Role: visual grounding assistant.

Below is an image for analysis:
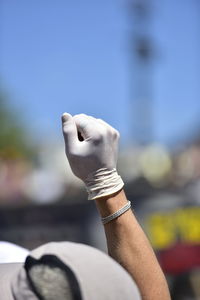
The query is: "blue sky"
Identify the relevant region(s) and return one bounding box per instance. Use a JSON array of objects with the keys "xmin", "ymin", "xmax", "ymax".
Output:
[{"xmin": 1, "ymin": 0, "xmax": 200, "ymax": 146}]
